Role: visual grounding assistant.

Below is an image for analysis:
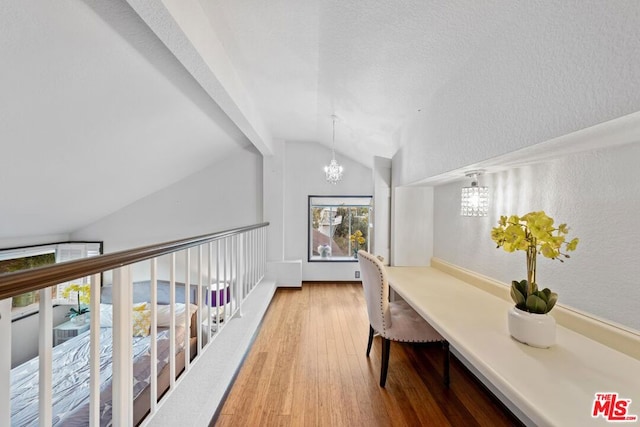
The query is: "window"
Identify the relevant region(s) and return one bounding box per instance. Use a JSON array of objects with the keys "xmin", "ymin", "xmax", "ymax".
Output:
[
  {"xmin": 55, "ymin": 243, "xmax": 102, "ymax": 304},
  {"xmin": 308, "ymin": 196, "xmax": 372, "ymax": 262},
  {"xmin": 0, "ymin": 242, "xmax": 102, "ymax": 309},
  {"xmin": 0, "ymin": 251, "xmax": 56, "ymax": 307}
]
